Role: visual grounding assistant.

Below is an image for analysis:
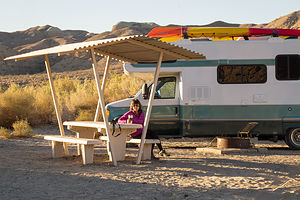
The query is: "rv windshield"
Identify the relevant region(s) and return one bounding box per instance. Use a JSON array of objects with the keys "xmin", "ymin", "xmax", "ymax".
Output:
[{"xmin": 148, "ymin": 77, "xmax": 176, "ymax": 99}]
